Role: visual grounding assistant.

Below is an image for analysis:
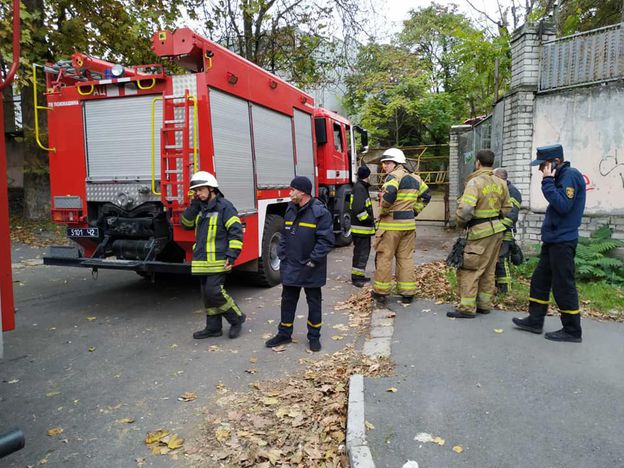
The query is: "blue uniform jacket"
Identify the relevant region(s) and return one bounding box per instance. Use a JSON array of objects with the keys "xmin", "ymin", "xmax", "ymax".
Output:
[
  {"xmin": 278, "ymin": 198, "xmax": 335, "ymax": 288},
  {"xmin": 541, "ymin": 162, "xmax": 586, "ymax": 243}
]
